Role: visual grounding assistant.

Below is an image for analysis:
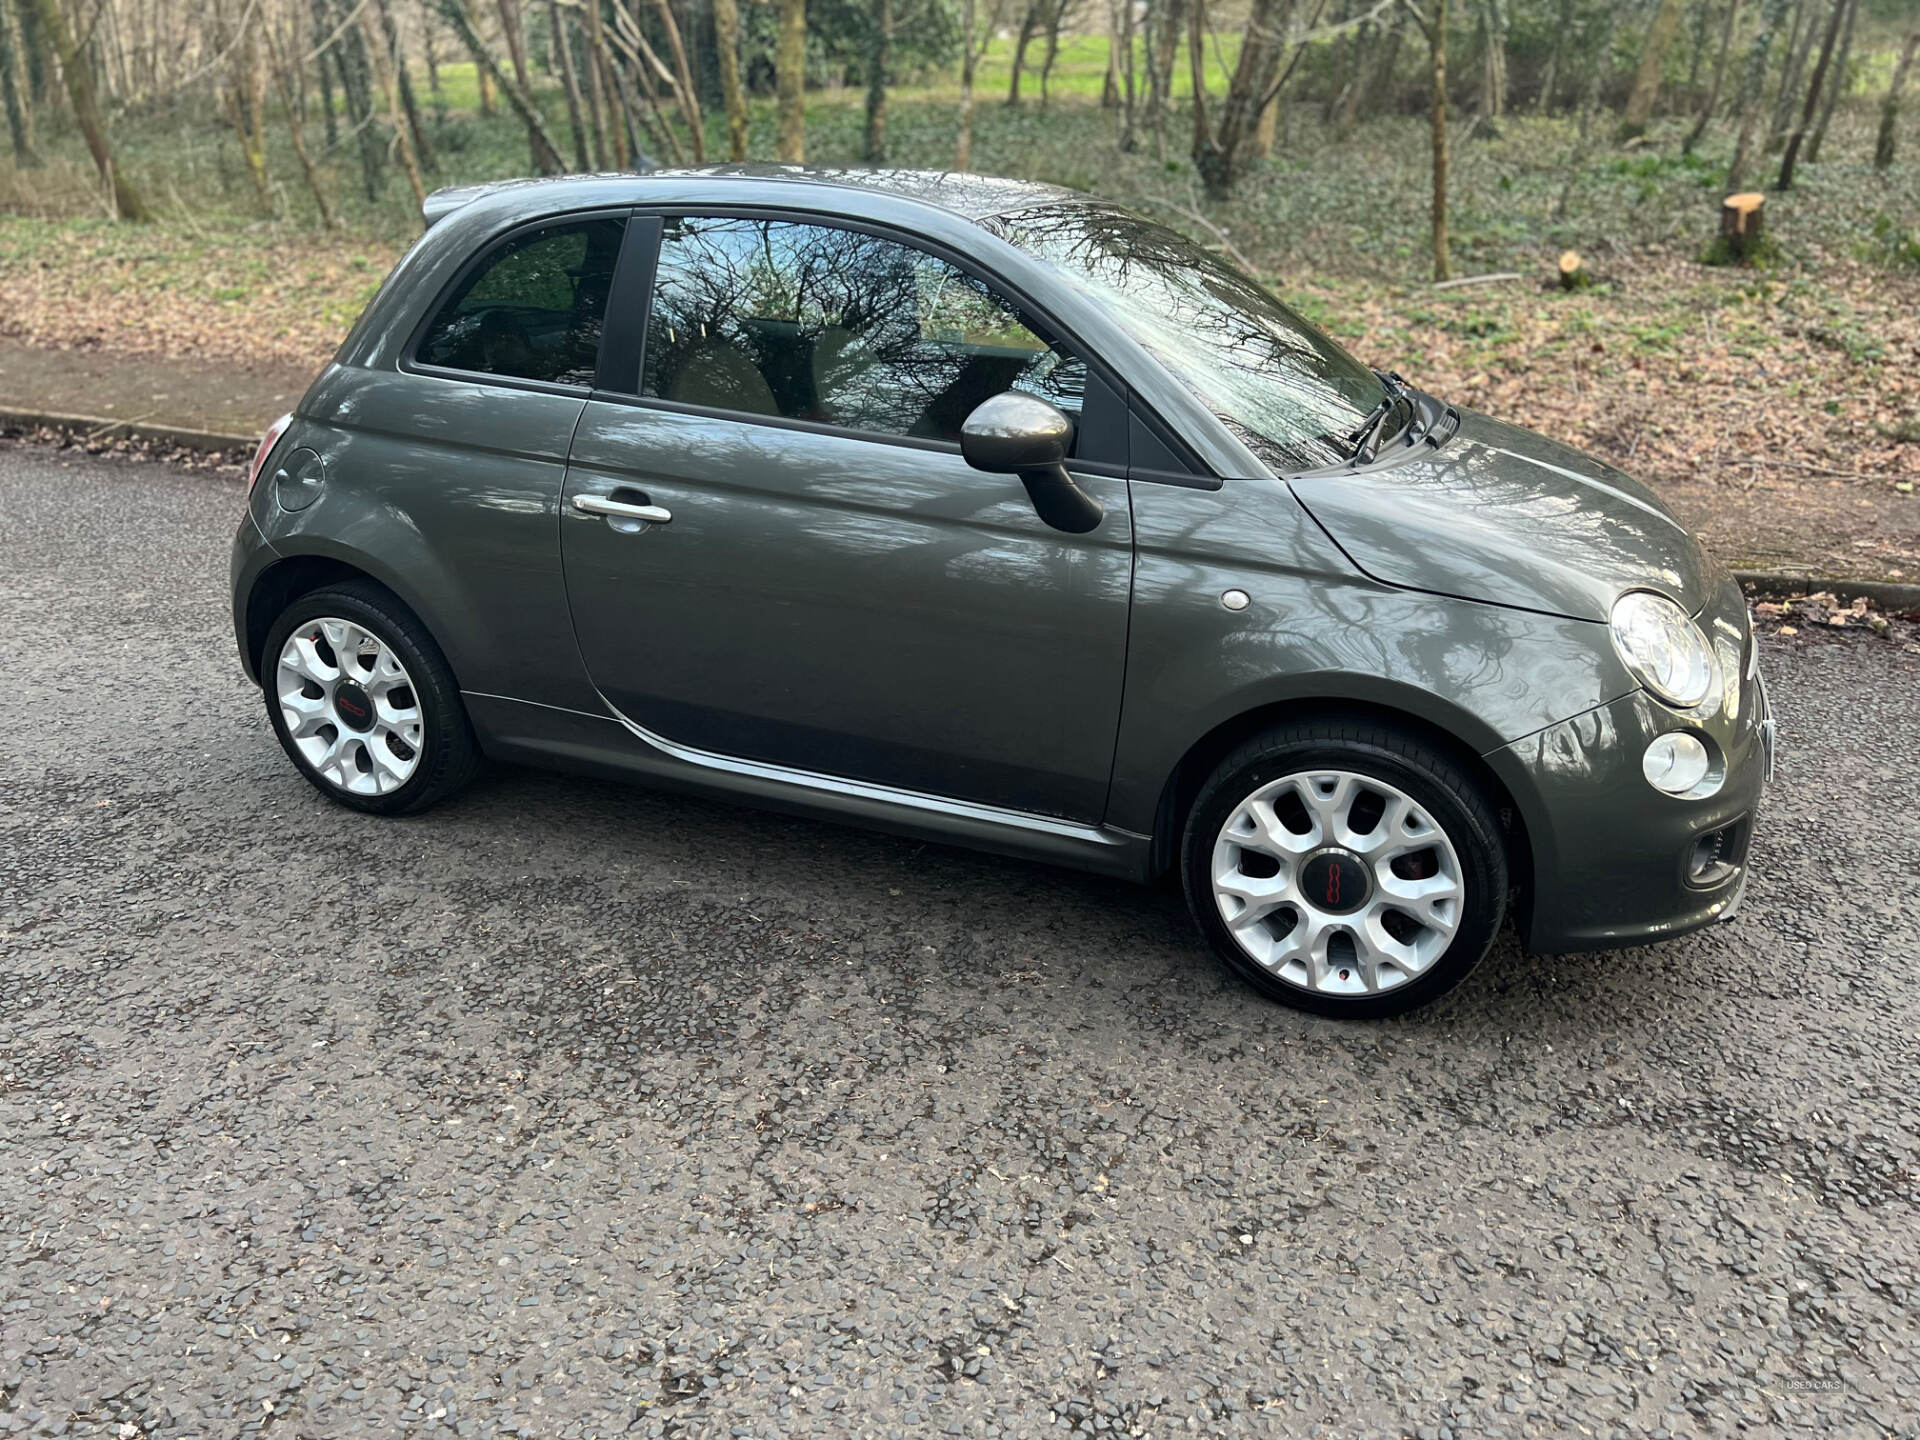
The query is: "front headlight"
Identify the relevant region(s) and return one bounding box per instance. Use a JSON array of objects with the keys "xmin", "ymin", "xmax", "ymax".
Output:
[{"xmin": 1610, "ymin": 590, "xmax": 1717, "ymax": 708}]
